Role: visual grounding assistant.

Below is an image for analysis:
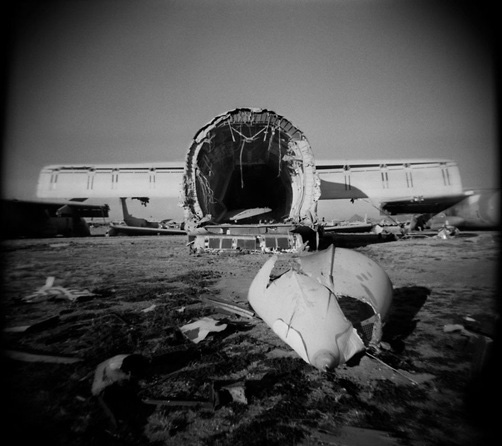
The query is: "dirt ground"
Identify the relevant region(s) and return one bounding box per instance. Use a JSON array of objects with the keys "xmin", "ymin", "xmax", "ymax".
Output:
[{"xmin": 0, "ymin": 232, "xmax": 500, "ymax": 446}]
